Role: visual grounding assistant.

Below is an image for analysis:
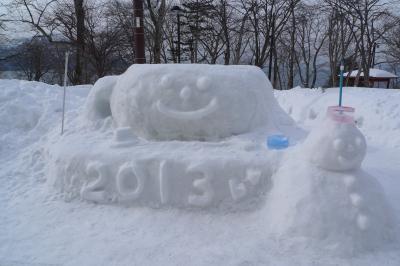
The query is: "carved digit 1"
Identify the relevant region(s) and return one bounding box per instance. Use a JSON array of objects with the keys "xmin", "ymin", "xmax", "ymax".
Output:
[
  {"xmin": 159, "ymin": 160, "xmax": 168, "ymax": 204},
  {"xmin": 81, "ymin": 161, "xmax": 108, "ymax": 203},
  {"xmin": 187, "ymin": 165, "xmax": 214, "ymax": 207},
  {"xmin": 116, "ymin": 162, "xmax": 145, "ymax": 203}
]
